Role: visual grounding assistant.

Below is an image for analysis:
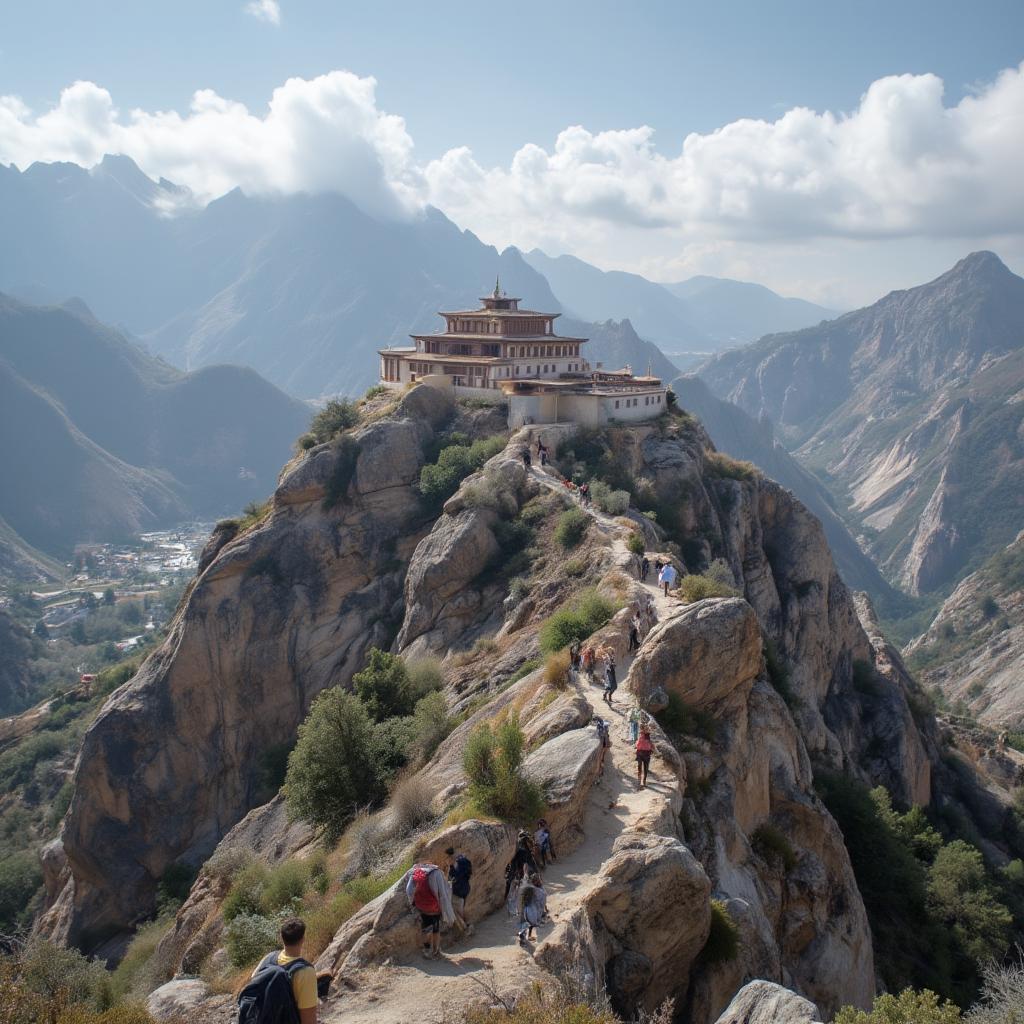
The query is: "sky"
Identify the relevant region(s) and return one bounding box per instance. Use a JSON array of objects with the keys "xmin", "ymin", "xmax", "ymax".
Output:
[{"xmin": 1, "ymin": 0, "xmax": 1023, "ymax": 307}]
